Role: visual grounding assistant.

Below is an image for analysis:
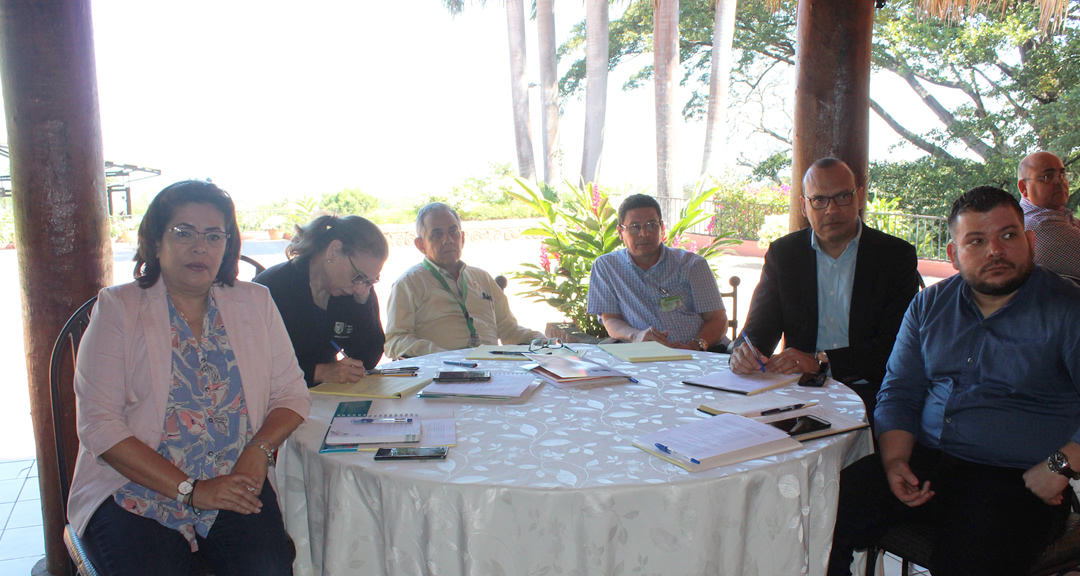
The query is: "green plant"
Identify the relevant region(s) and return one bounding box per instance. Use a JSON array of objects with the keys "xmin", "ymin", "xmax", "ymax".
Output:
[
  {"xmin": 290, "ymin": 195, "xmax": 322, "ymax": 228},
  {"xmin": 507, "ymin": 179, "xmax": 737, "ymax": 337},
  {"xmin": 709, "ymin": 180, "xmax": 791, "ymax": 240},
  {"xmin": 321, "ymin": 188, "xmax": 379, "ymax": 216}
]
